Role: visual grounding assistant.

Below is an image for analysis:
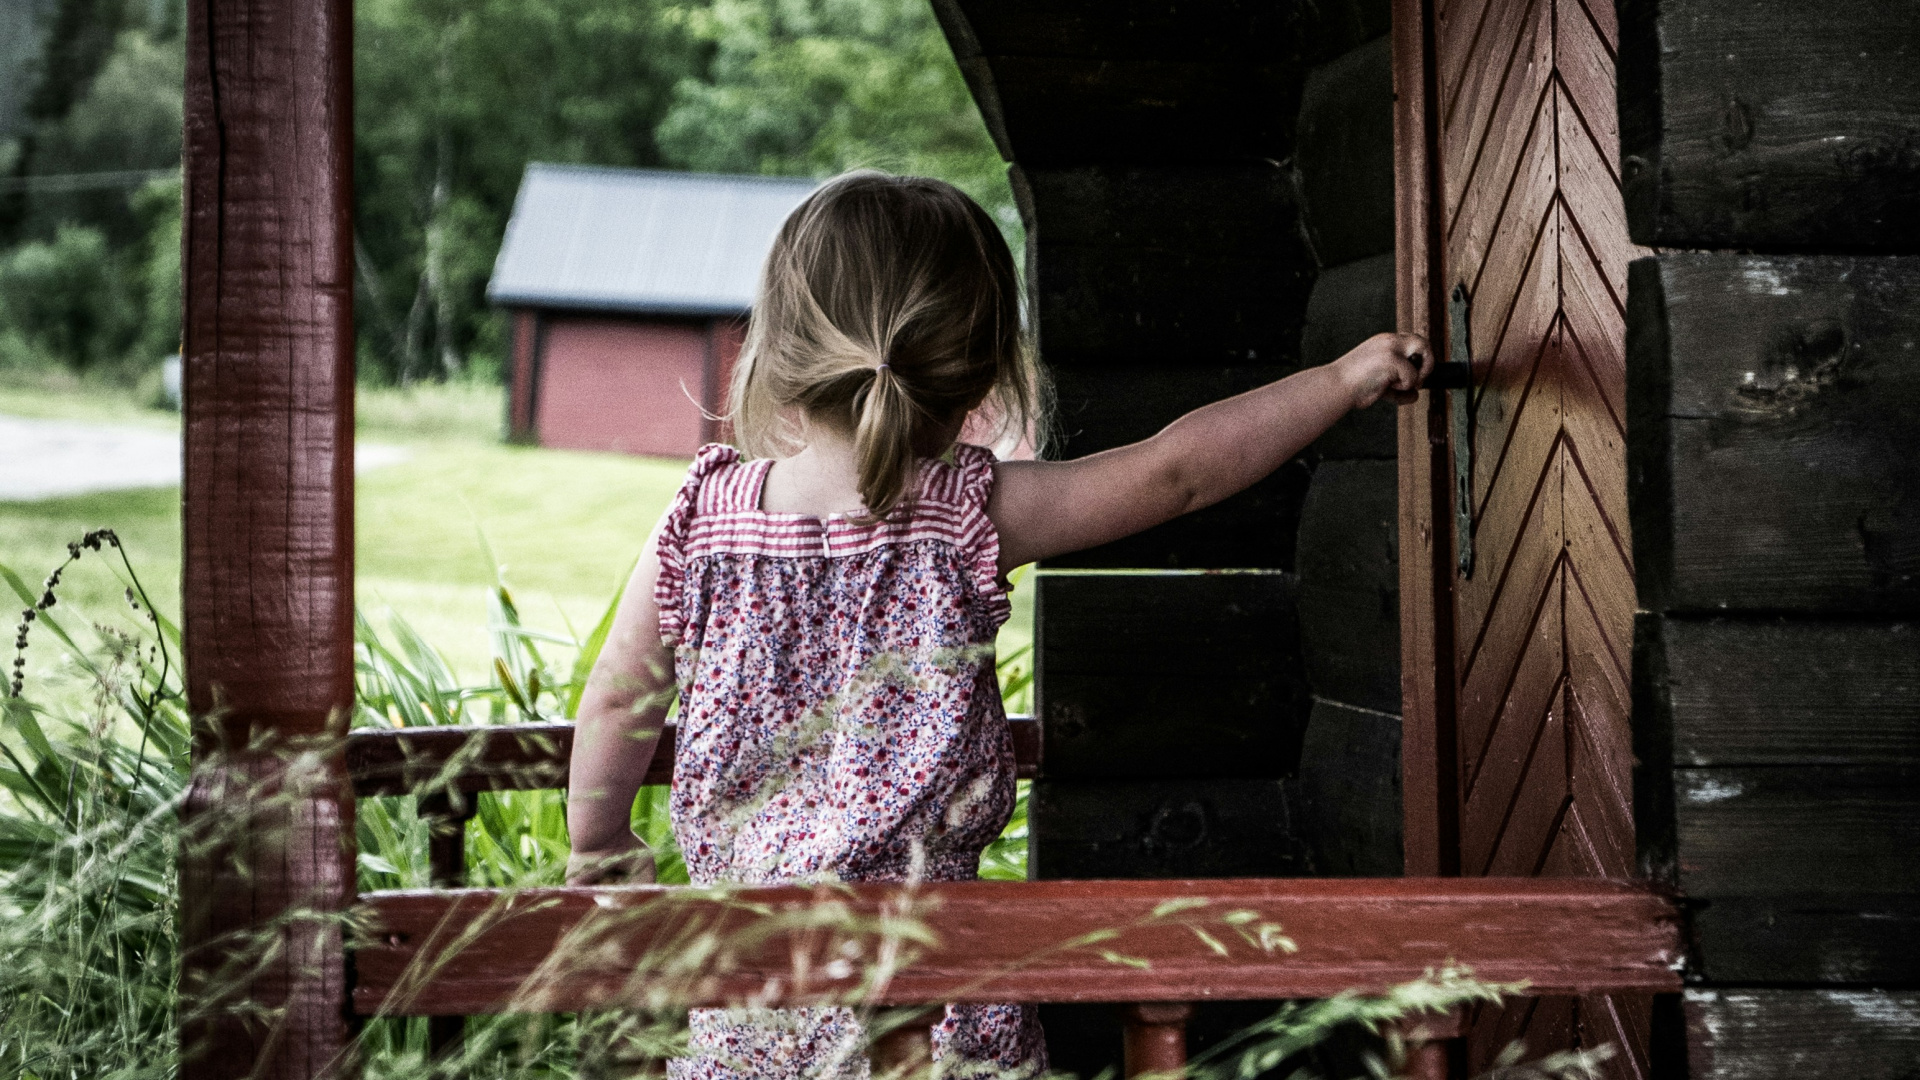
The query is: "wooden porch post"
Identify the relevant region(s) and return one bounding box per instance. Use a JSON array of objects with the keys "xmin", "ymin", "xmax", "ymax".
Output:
[{"xmin": 177, "ymin": 0, "xmax": 357, "ymax": 1077}]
